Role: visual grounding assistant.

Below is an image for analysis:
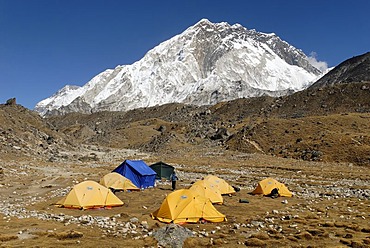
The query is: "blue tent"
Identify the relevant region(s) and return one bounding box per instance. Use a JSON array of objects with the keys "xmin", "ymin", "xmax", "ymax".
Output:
[{"xmin": 112, "ymin": 160, "xmax": 157, "ymax": 189}]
